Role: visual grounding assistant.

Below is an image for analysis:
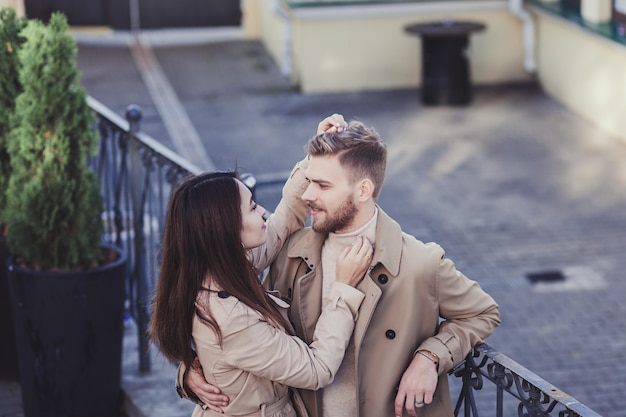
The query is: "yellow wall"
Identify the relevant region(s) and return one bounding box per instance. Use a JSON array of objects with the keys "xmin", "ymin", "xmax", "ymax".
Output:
[
  {"xmin": 257, "ymin": 1, "xmax": 531, "ymax": 93},
  {"xmin": 256, "ymin": 0, "xmax": 291, "ymax": 77},
  {"xmin": 0, "ymin": 0, "xmax": 24, "ymax": 15},
  {"xmin": 532, "ymin": 6, "xmax": 626, "ymax": 142},
  {"xmin": 254, "ymin": 1, "xmax": 626, "ymax": 143},
  {"xmin": 241, "ymin": 0, "xmax": 261, "ymax": 39}
]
